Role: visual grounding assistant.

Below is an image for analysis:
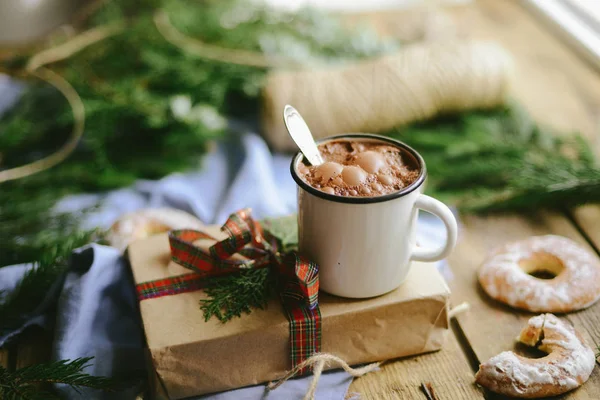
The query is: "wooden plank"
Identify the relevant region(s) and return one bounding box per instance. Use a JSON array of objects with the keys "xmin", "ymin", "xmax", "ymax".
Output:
[
  {"xmin": 450, "ymin": 0, "xmax": 600, "ymax": 139},
  {"xmin": 0, "ymin": 347, "xmax": 10, "ymax": 369},
  {"xmin": 441, "ymin": 5, "xmax": 600, "ymax": 397},
  {"xmin": 349, "ymin": 331, "xmax": 483, "ymax": 399},
  {"xmin": 572, "ymin": 205, "xmax": 600, "ymax": 251},
  {"xmin": 447, "ymin": 212, "xmax": 600, "ymax": 399},
  {"xmin": 15, "ymin": 327, "xmax": 52, "ymax": 369},
  {"xmin": 352, "ymin": 1, "xmax": 600, "ymax": 397},
  {"xmin": 521, "ymin": 0, "xmax": 600, "ymax": 71}
]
